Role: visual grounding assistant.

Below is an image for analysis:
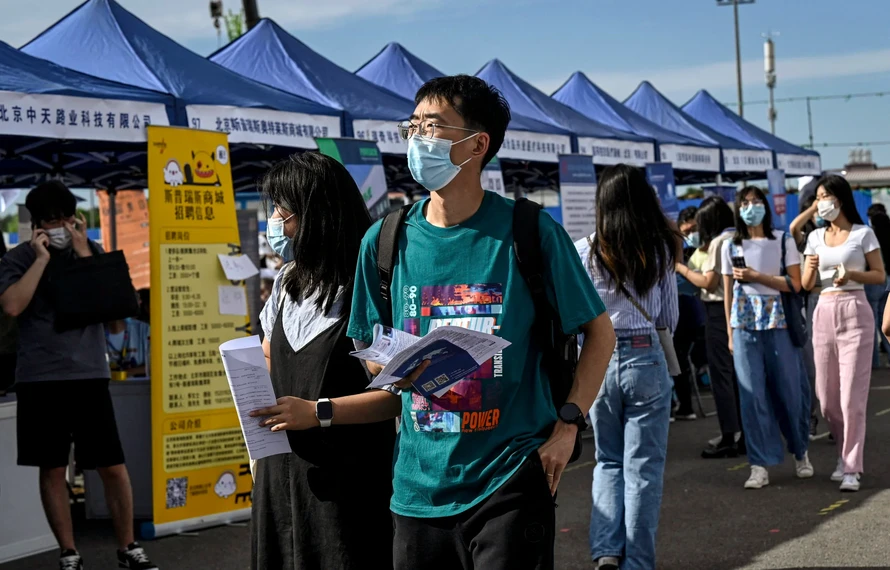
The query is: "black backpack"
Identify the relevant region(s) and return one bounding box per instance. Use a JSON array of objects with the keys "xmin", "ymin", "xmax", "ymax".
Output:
[{"xmin": 375, "ymin": 197, "xmax": 583, "ymax": 463}]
